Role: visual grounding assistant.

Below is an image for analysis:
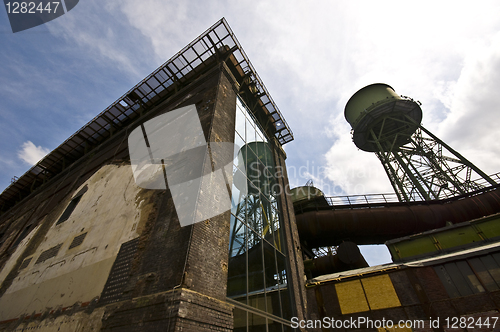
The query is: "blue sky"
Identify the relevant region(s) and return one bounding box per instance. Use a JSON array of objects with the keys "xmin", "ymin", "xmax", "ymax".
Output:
[{"xmin": 1, "ymin": 1, "xmax": 500, "ymax": 264}]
